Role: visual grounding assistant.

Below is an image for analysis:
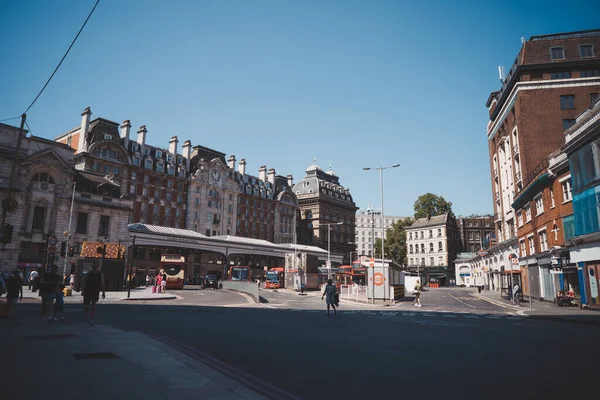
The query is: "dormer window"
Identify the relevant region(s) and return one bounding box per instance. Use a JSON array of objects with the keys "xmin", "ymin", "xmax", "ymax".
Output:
[
  {"xmin": 131, "ymin": 143, "xmax": 139, "ymax": 152},
  {"xmin": 167, "ymin": 154, "xmax": 173, "ymax": 163},
  {"xmin": 145, "ymin": 148, "xmax": 151, "ymax": 156},
  {"xmin": 177, "ymin": 157, "xmax": 184, "ymax": 165},
  {"xmin": 580, "ymin": 44, "xmax": 594, "ymax": 58},
  {"xmin": 551, "ymin": 47, "xmax": 565, "ymax": 61},
  {"xmin": 156, "ymin": 150, "xmax": 162, "ymax": 159}
]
